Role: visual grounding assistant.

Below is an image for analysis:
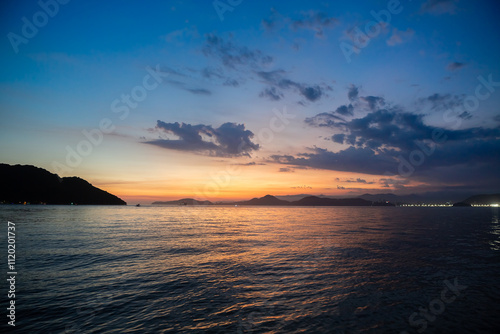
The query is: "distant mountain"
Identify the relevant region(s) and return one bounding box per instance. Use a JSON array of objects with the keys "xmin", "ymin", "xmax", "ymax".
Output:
[
  {"xmin": 291, "ymin": 196, "xmax": 394, "ymax": 206},
  {"xmin": 152, "ymin": 198, "xmax": 213, "ymax": 205},
  {"xmin": 0, "ymin": 163, "xmax": 126, "ymax": 205},
  {"xmin": 233, "ymin": 194, "xmax": 290, "ymax": 206},
  {"xmin": 462, "ymin": 194, "xmax": 500, "ymax": 205},
  {"xmin": 218, "ymin": 194, "xmax": 394, "ymax": 206},
  {"xmin": 275, "ymin": 194, "xmax": 330, "ymax": 202}
]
